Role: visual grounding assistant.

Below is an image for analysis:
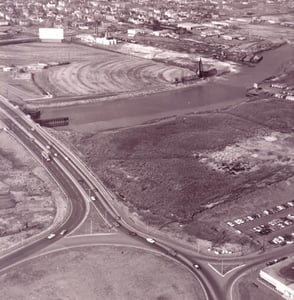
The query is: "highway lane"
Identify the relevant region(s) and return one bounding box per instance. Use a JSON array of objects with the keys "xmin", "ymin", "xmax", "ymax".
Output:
[
  {"xmin": 2, "ymin": 96, "xmax": 293, "ymax": 300},
  {"xmin": 0, "ymin": 118, "xmax": 87, "ymax": 270}
]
